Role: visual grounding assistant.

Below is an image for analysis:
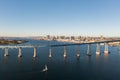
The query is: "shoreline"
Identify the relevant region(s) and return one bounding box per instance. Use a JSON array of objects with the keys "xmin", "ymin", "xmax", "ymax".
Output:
[{"xmin": 0, "ymin": 39, "xmax": 28, "ymax": 45}]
